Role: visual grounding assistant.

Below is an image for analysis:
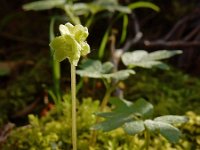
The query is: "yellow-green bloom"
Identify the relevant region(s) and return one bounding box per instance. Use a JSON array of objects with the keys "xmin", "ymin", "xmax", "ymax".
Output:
[{"xmin": 50, "ymin": 22, "xmax": 90, "ymax": 66}]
